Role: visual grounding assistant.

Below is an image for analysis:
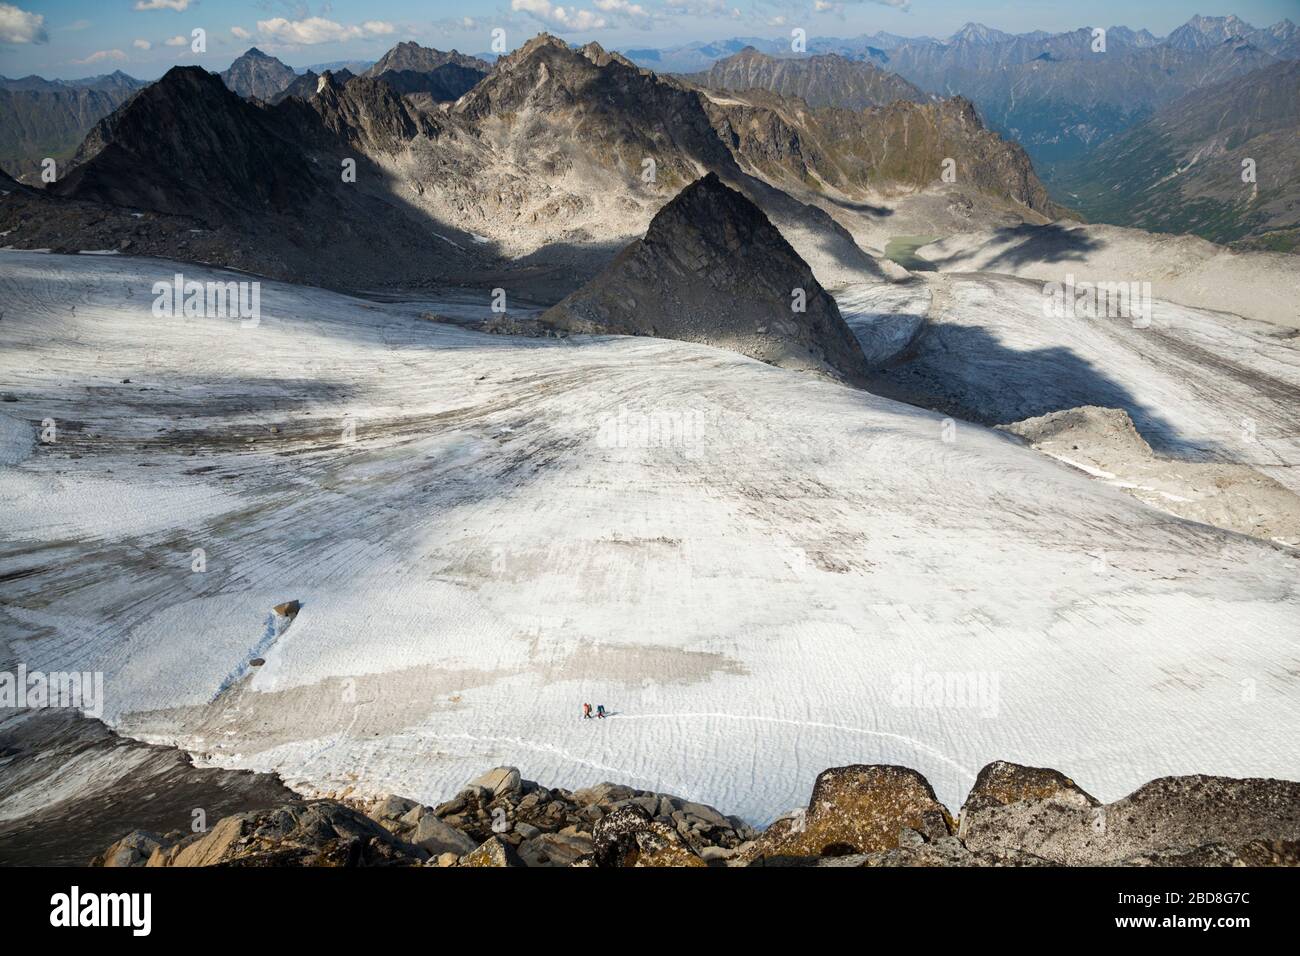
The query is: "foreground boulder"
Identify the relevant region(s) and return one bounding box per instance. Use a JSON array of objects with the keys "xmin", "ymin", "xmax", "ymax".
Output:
[
  {"xmin": 959, "ymin": 761, "xmax": 1300, "ymax": 865},
  {"xmin": 541, "ymin": 173, "xmax": 871, "ymax": 384},
  {"xmin": 737, "ymin": 765, "xmax": 954, "ymax": 865},
  {"xmin": 96, "ymin": 801, "xmax": 426, "ymax": 867}
]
